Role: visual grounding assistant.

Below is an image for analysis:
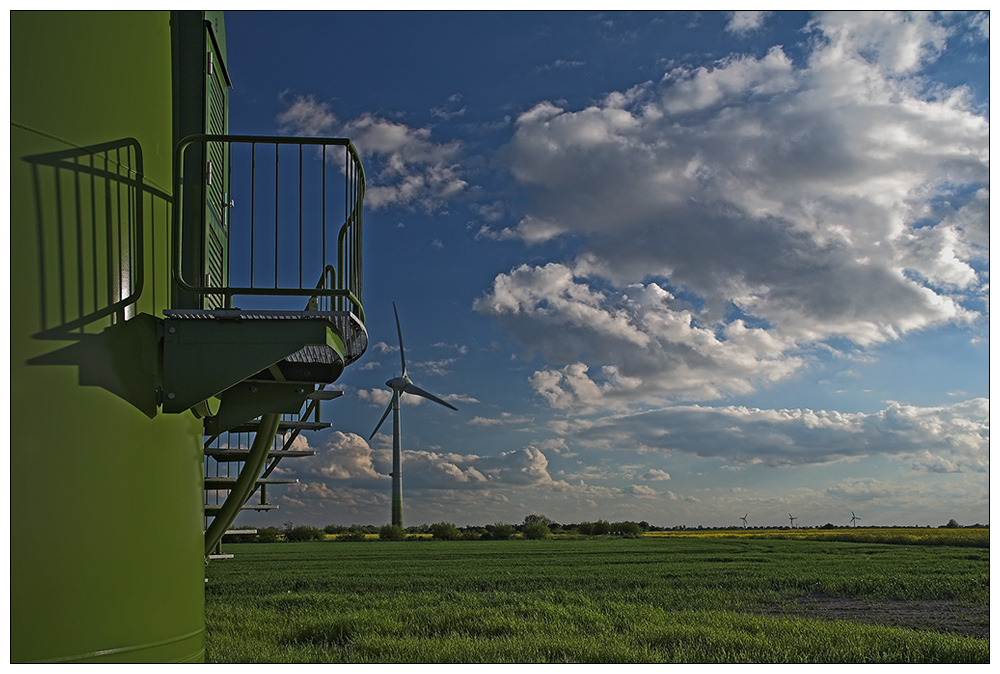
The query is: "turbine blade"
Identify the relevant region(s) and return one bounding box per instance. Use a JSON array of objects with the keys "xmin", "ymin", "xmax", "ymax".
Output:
[
  {"xmin": 370, "ymin": 398, "xmax": 394, "ymax": 440},
  {"xmin": 403, "ymin": 383, "xmax": 457, "ymax": 410},
  {"xmin": 393, "ymin": 302, "xmax": 406, "ymax": 376}
]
